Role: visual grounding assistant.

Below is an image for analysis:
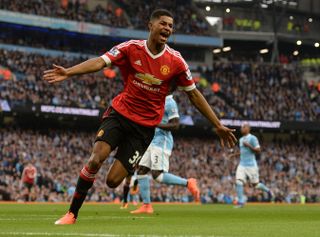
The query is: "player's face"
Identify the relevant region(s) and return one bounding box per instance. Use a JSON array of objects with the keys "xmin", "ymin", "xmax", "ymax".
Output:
[
  {"xmin": 149, "ymin": 16, "xmax": 173, "ymax": 45},
  {"xmin": 241, "ymin": 125, "xmax": 250, "ymax": 135}
]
